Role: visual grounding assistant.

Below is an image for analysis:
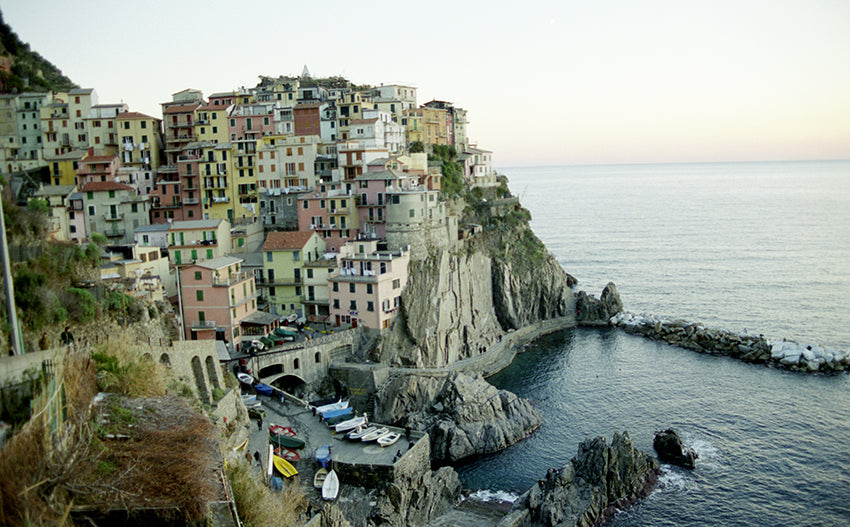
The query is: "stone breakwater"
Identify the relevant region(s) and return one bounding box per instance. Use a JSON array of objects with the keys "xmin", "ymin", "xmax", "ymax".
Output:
[{"xmin": 609, "ymin": 312, "xmax": 850, "ymax": 373}]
